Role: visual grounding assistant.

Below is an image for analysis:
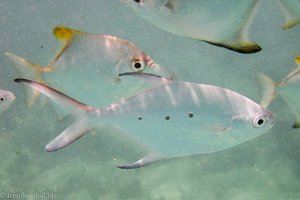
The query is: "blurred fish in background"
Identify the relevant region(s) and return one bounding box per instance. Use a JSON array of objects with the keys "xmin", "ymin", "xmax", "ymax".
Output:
[
  {"xmin": 5, "ymin": 26, "xmax": 174, "ymax": 111},
  {"xmin": 0, "ymin": 89, "xmax": 15, "ymax": 114},
  {"xmin": 122, "ymin": 0, "xmax": 261, "ymax": 53},
  {"xmin": 258, "ymin": 56, "xmax": 300, "ymax": 128},
  {"xmin": 123, "ymin": 0, "xmax": 300, "ymax": 54}
]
